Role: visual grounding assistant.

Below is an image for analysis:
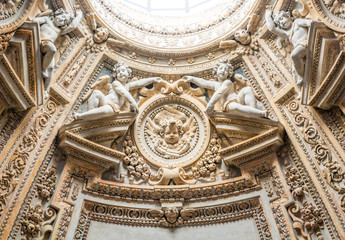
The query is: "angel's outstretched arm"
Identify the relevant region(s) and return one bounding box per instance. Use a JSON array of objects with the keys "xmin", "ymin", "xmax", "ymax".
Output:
[
  {"xmin": 265, "ymin": 9, "xmax": 288, "ymax": 39},
  {"xmin": 295, "ymin": 18, "xmax": 312, "ymax": 28},
  {"xmin": 128, "ymin": 77, "xmax": 160, "ymax": 89},
  {"xmin": 183, "ymin": 76, "xmax": 217, "ymax": 90},
  {"xmin": 61, "ymin": 10, "xmax": 83, "ymax": 35}
]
